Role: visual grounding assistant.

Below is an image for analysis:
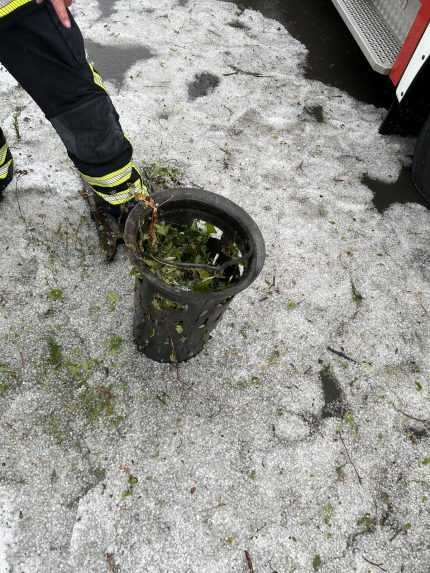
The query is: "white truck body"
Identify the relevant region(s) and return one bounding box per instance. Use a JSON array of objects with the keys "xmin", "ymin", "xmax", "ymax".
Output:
[
  {"xmin": 396, "ymin": 23, "xmax": 430, "ymax": 101},
  {"xmin": 331, "ymin": 0, "xmax": 430, "ymax": 98},
  {"xmin": 331, "ymin": 0, "xmax": 430, "ymax": 198}
]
